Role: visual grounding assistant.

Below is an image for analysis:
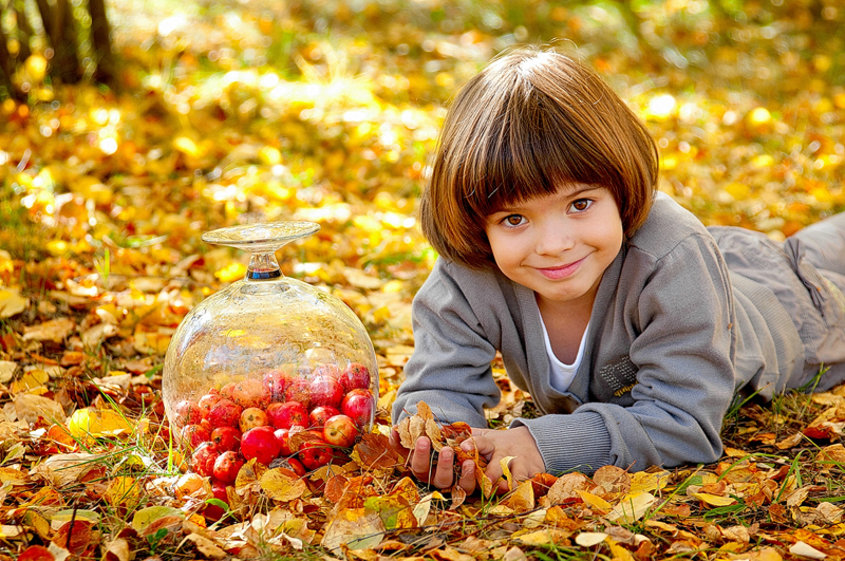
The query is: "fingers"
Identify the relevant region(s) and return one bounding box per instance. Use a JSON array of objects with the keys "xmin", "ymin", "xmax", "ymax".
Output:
[{"xmin": 406, "ymin": 436, "xmax": 479, "ymax": 492}]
